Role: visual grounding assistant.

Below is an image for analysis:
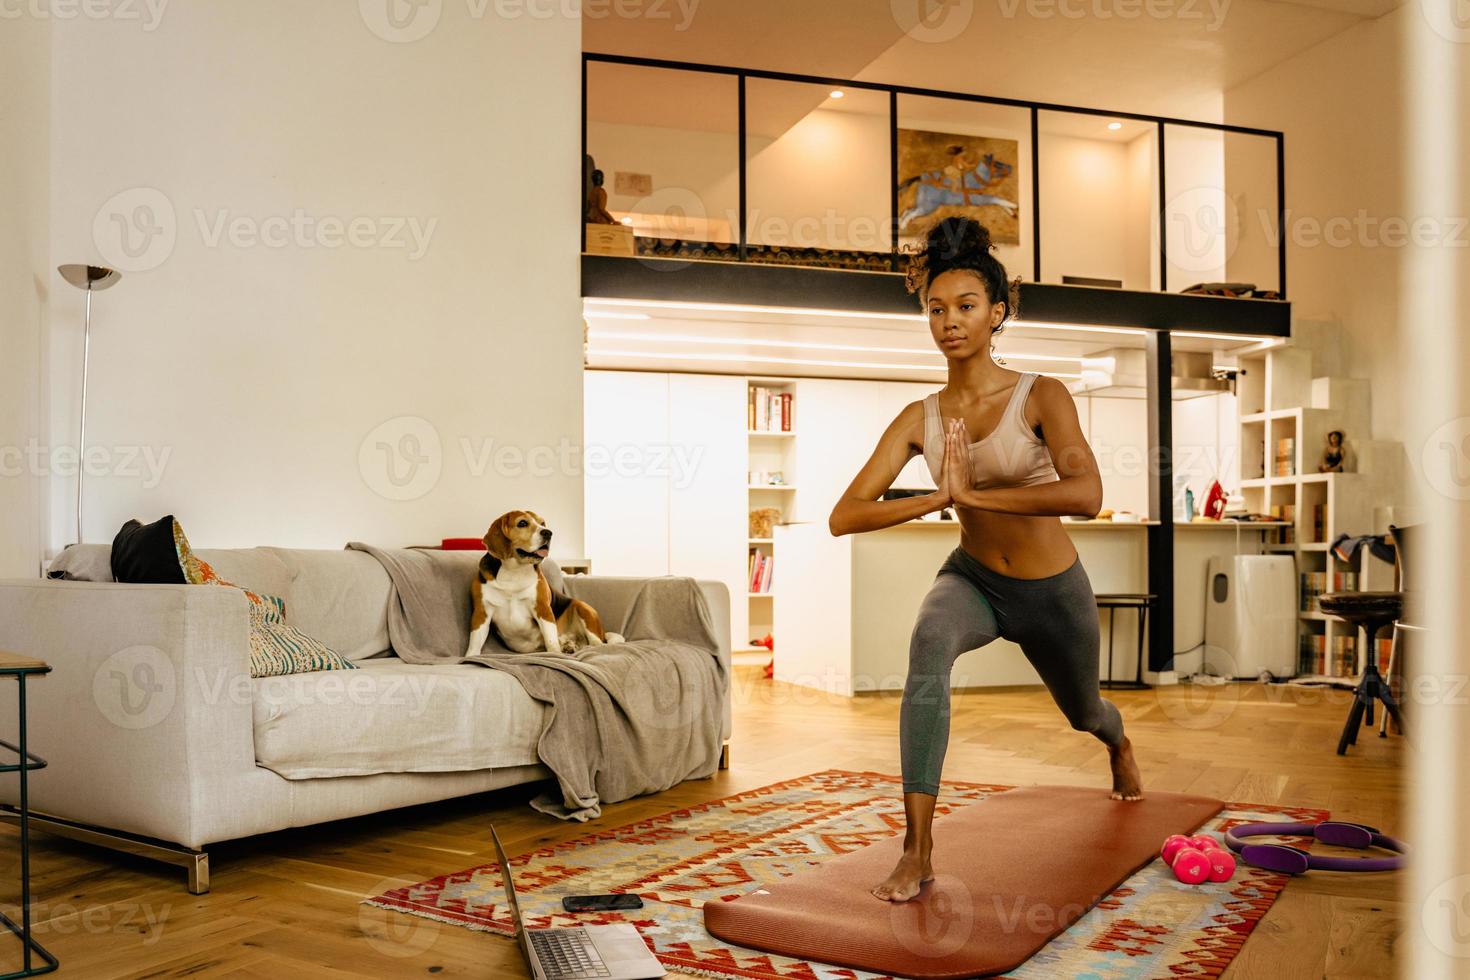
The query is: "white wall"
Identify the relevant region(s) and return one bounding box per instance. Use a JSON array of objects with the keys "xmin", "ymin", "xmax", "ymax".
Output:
[
  {"xmin": 45, "ymin": 3, "xmax": 583, "ymax": 554},
  {"xmin": 1224, "ymin": 6, "xmax": 1413, "ymax": 445},
  {"xmin": 1173, "ymin": 392, "xmax": 1239, "ymax": 503},
  {"xmin": 0, "ymin": 15, "xmax": 49, "ymax": 576}
]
